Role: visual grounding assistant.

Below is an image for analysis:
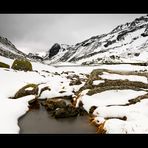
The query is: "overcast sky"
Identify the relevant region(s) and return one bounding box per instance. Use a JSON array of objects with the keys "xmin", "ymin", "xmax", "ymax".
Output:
[{"xmin": 0, "ymin": 14, "xmax": 146, "ymax": 54}]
